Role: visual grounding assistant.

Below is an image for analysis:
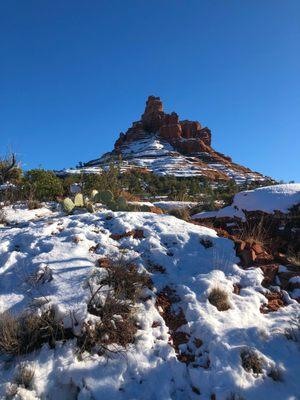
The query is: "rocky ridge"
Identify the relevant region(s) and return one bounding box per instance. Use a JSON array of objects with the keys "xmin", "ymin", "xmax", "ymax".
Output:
[
  {"xmin": 80, "ymin": 96, "xmax": 269, "ymax": 183},
  {"xmin": 192, "ymin": 184, "xmax": 300, "ymax": 310}
]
